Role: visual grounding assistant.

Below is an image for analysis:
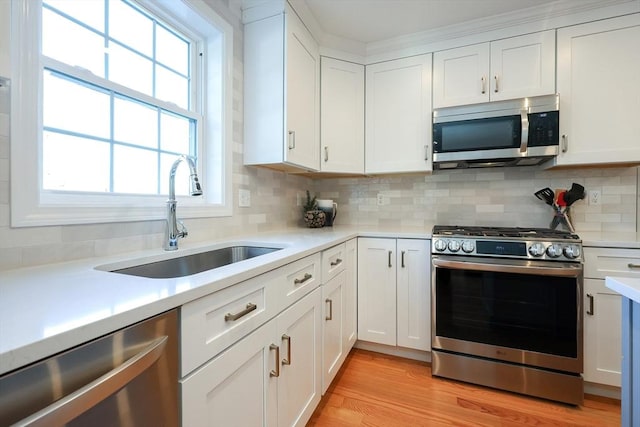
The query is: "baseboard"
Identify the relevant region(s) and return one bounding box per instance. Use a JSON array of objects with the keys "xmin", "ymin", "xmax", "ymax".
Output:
[
  {"xmin": 584, "ymin": 382, "xmax": 621, "ymax": 401},
  {"xmin": 354, "ymin": 340, "xmax": 431, "ymax": 363}
]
